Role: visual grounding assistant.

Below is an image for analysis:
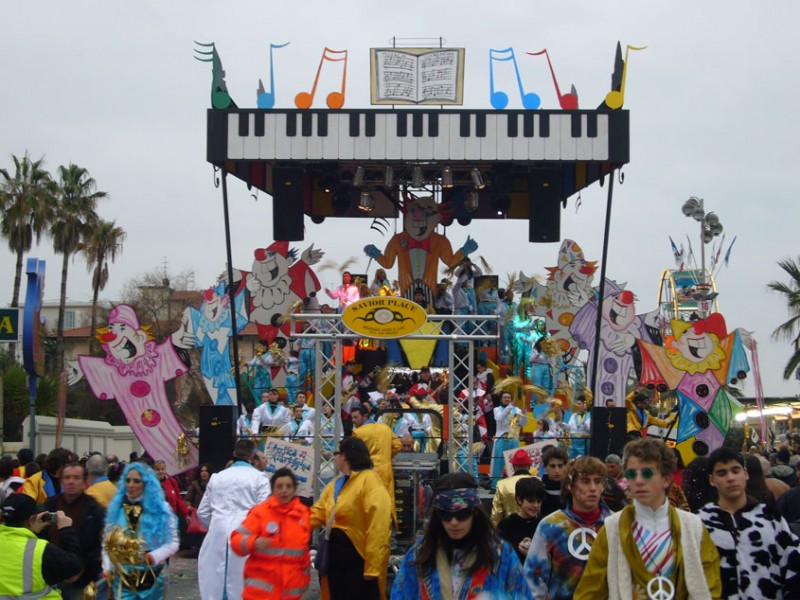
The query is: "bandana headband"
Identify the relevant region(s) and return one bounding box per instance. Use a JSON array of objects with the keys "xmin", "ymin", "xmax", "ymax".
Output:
[{"xmin": 433, "ymin": 487, "xmax": 480, "ymax": 512}]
